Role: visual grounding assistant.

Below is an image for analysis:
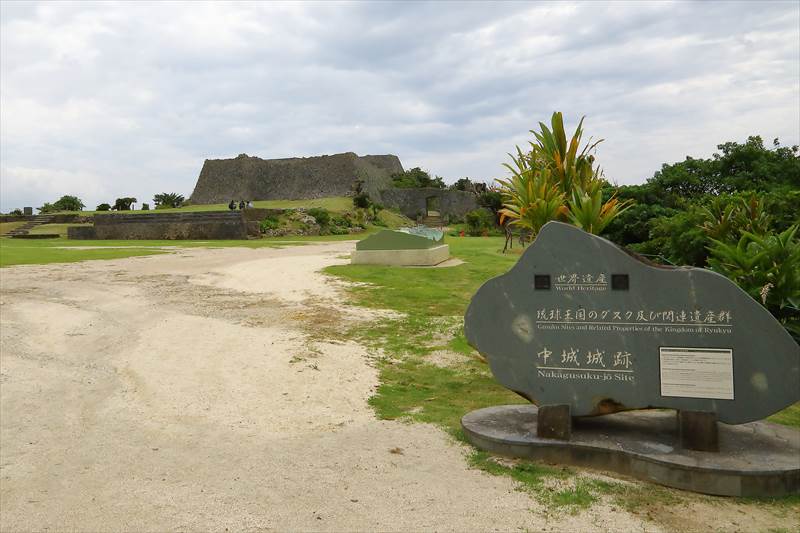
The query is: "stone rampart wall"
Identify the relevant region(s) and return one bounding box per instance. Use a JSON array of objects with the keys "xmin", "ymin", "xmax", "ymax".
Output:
[
  {"xmin": 1, "ymin": 214, "xmax": 86, "ymax": 223},
  {"xmin": 380, "ymin": 188, "xmax": 478, "ymax": 221},
  {"xmin": 69, "ymin": 212, "xmax": 254, "ymax": 240},
  {"xmin": 189, "ymin": 152, "xmax": 403, "ymax": 204},
  {"xmin": 67, "ymin": 226, "xmax": 98, "ymax": 240}
]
